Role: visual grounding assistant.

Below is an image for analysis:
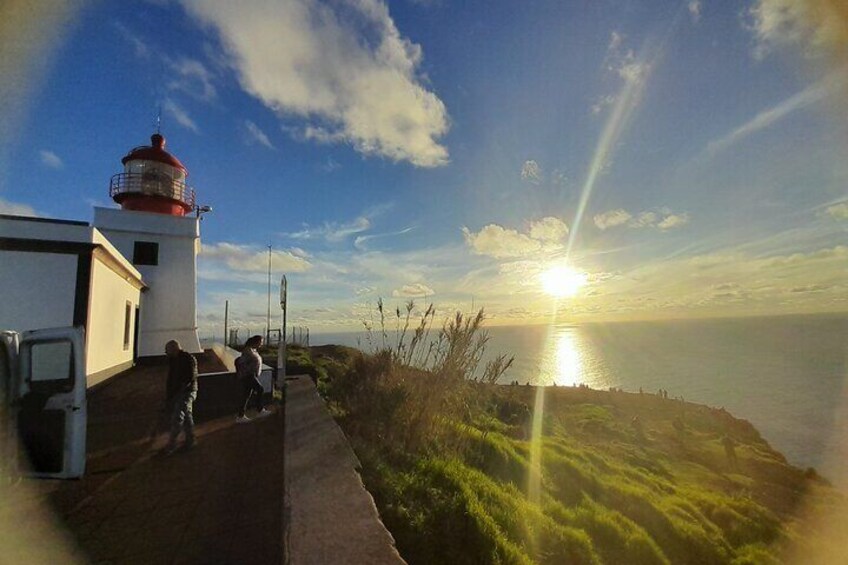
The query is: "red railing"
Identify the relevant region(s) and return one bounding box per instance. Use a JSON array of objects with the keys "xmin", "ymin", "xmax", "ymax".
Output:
[{"xmin": 109, "ymin": 173, "xmax": 196, "ymax": 208}]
